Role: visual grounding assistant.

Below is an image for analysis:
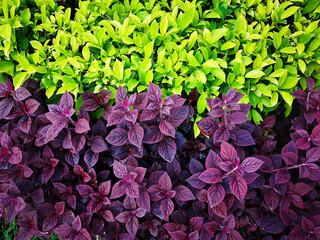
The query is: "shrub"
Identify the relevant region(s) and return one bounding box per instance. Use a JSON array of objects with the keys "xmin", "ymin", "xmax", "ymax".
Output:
[
  {"xmin": 1, "ymin": 0, "xmax": 320, "ymax": 135},
  {"xmin": 0, "ymin": 78, "xmax": 319, "ymax": 239}
]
